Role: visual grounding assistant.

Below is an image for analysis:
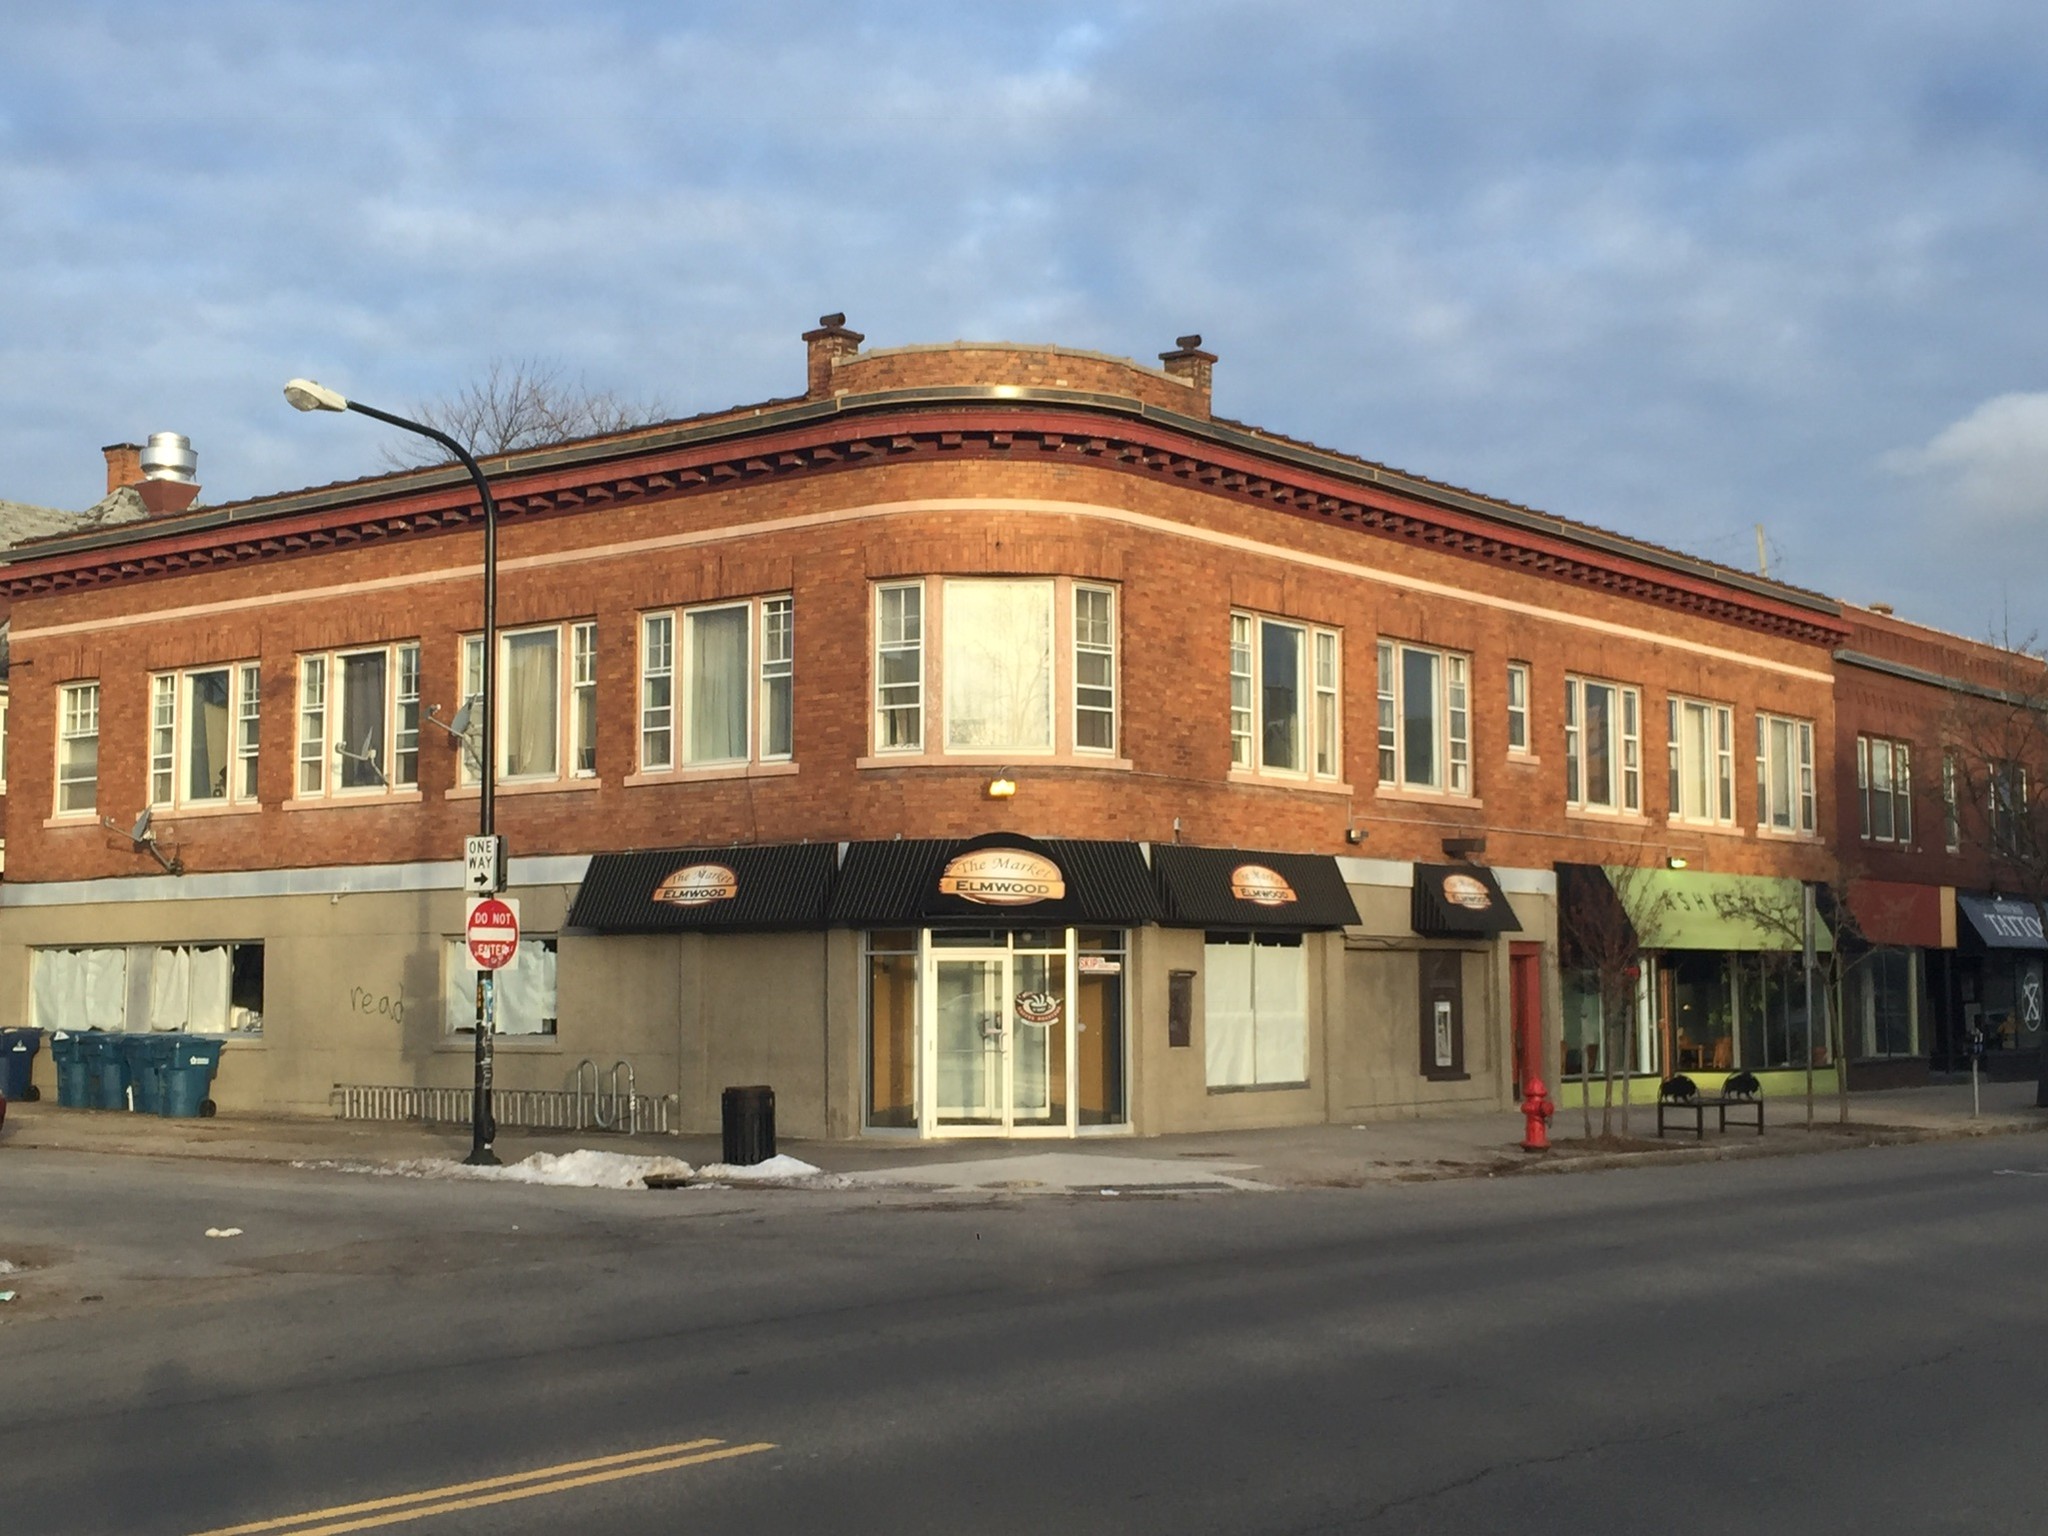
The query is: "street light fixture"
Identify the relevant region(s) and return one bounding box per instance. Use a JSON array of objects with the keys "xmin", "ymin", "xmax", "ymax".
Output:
[{"xmin": 284, "ymin": 377, "xmax": 502, "ymax": 1166}]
